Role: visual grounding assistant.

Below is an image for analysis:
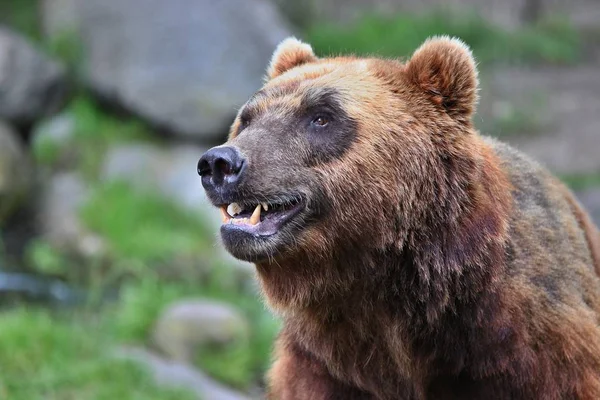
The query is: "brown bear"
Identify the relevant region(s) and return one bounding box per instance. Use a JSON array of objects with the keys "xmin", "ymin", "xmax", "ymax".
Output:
[{"xmin": 198, "ymin": 36, "xmax": 600, "ymax": 399}]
